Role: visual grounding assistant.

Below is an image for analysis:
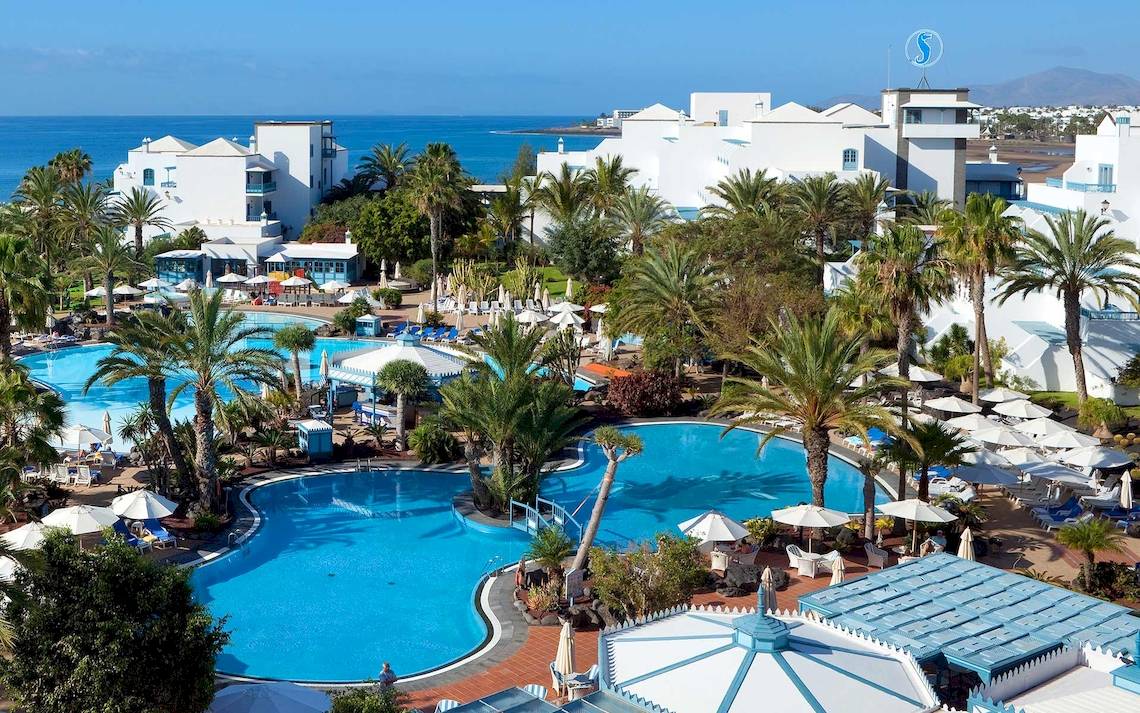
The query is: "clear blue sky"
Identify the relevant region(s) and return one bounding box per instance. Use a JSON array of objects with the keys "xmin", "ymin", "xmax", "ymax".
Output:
[{"xmin": 0, "ymin": 0, "xmax": 1127, "ymax": 115}]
